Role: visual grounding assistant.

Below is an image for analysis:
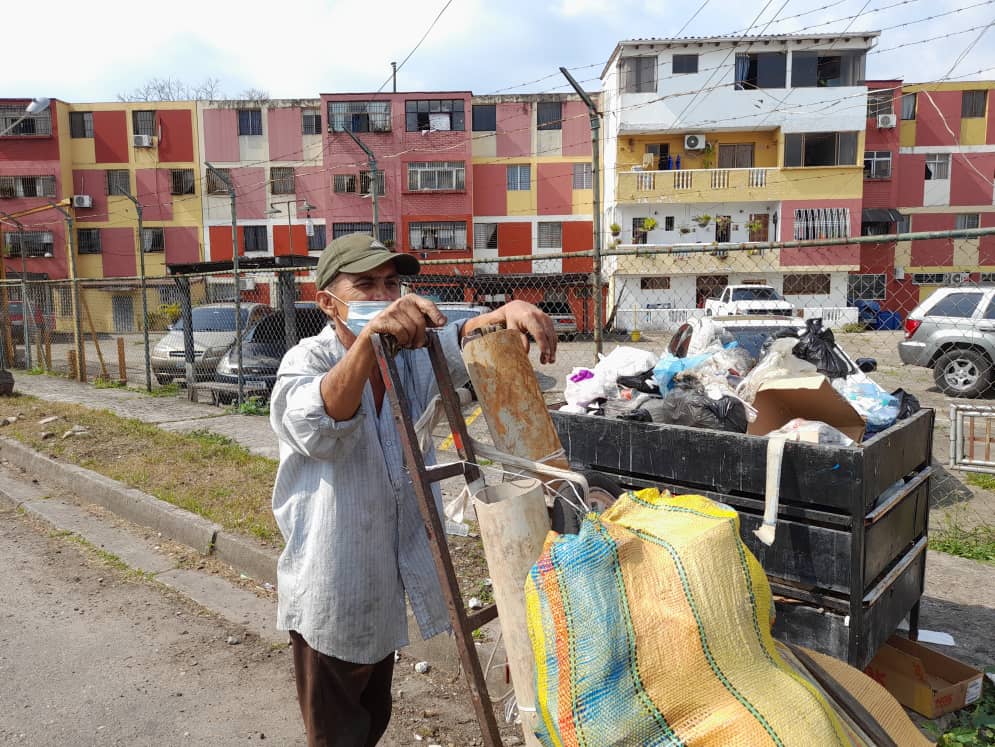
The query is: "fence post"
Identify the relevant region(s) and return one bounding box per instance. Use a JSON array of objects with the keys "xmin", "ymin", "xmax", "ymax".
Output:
[
  {"xmin": 278, "ymin": 267, "xmax": 299, "ymax": 352},
  {"xmin": 117, "ymin": 337, "xmax": 127, "ymax": 384},
  {"xmin": 176, "ymin": 276, "xmax": 195, "ymax": 400}
]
